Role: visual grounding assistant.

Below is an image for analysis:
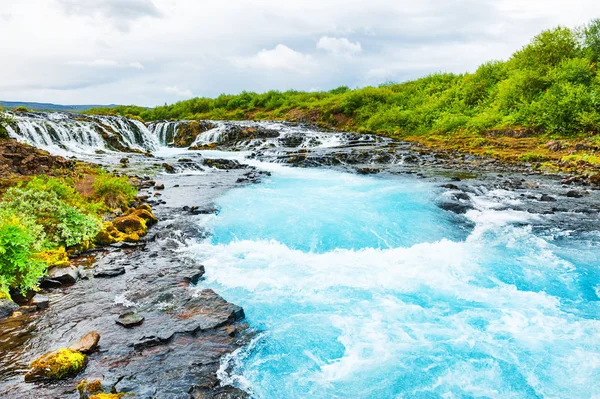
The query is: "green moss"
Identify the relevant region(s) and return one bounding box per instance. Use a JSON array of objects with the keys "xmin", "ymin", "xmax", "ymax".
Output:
[{"xmin": 26, "ymin": 348, "xmax": 86, "ymax": 381}]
